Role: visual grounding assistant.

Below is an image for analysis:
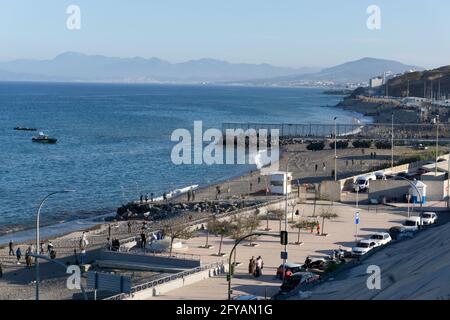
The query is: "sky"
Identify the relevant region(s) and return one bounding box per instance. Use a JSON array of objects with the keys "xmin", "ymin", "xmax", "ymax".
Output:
[{"xmin": 1, "ymin": 0, "xmax": 449, "ymax": 69}]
